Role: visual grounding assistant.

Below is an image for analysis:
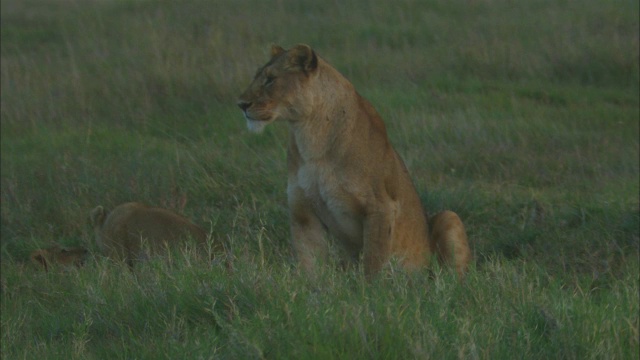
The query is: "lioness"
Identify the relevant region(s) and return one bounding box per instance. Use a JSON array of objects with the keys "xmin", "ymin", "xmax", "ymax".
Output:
[
  {"xmin": 90, "ymin": 202, "xmax": 220, "ymax": 267},
  {"xmin": 30, "ymin": 245, "xmax": 88, "ymax": 271},
  {"xmin": 237, "ymin": 44, "xmax": 471, "ymax": 278}
]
